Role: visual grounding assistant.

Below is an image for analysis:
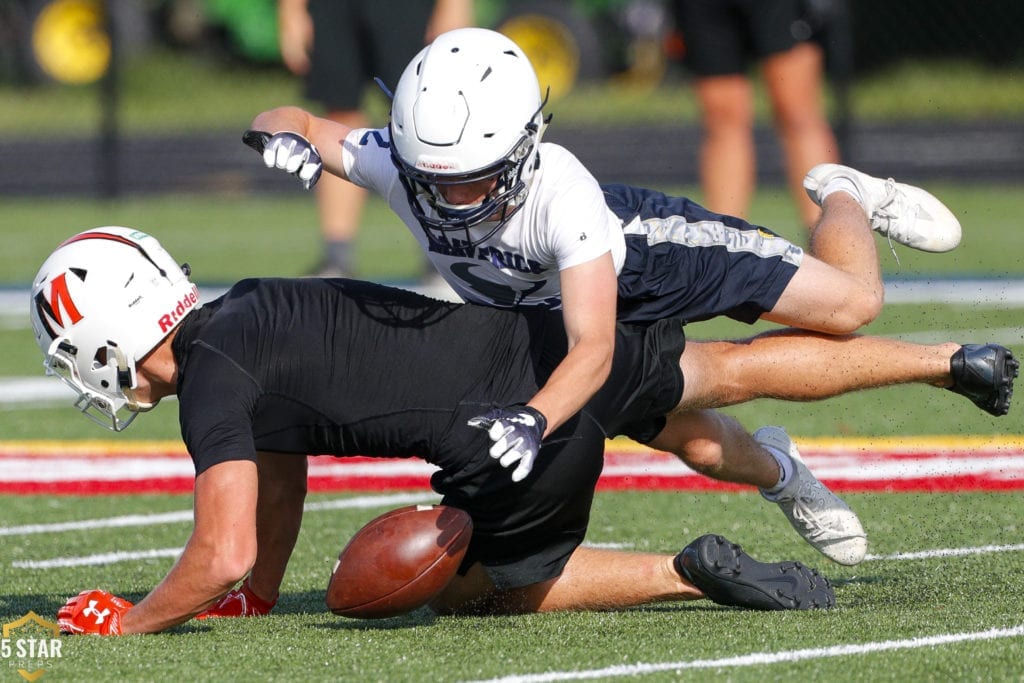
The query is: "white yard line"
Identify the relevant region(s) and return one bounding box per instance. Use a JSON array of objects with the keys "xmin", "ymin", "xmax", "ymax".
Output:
[
  {"xmin": 865, "ymin": 543, "xmax": 1024, "ymax": 561},
  {"xmin": 13, "ymin": 548, "xmax": 185, "ymax": 569},
  {"xmin": 462, "ymin": 625, "xmax": 1024, "ymax": 683},
  {"xmin": 0, "ymin": 491, "xmax": 437, "ymax": 537}
]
